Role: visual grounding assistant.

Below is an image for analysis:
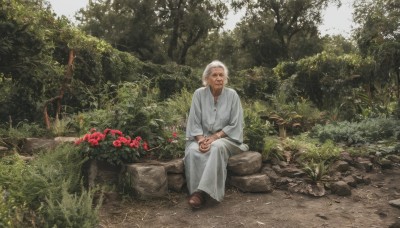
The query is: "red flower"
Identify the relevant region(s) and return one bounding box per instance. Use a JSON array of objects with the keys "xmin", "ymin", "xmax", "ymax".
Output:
[
  {"xmin": 89, "ymin": 139, "xmax": 99, "ymax": 146},
  {"xmin": 103, "ymin": 128, "xmax": 111, "ymax": 135},
  {"xmin": 113, "ymin": 140, "xmax": 122, "ymax": 147},
  {"xmin": 172, "ymin": 132, "xmax": 178, "ymax": 138},
  {"xmin": 143, "ymin": 141, "xmax": 149, "ymax": 151},
  {"xmin": 135, "ymin": 136, "xmax": 142, "ymax": 141},
  {"xmin": 83, "ymin": 134, "xmax": 90, "ymax": 141},
  {"xmin": 111, "ymin": 130, "xmax": 123, "ymax": 137},
  {"xmin": 129, "ymin": 139, "xmax": 140, "ymax": 148}
]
